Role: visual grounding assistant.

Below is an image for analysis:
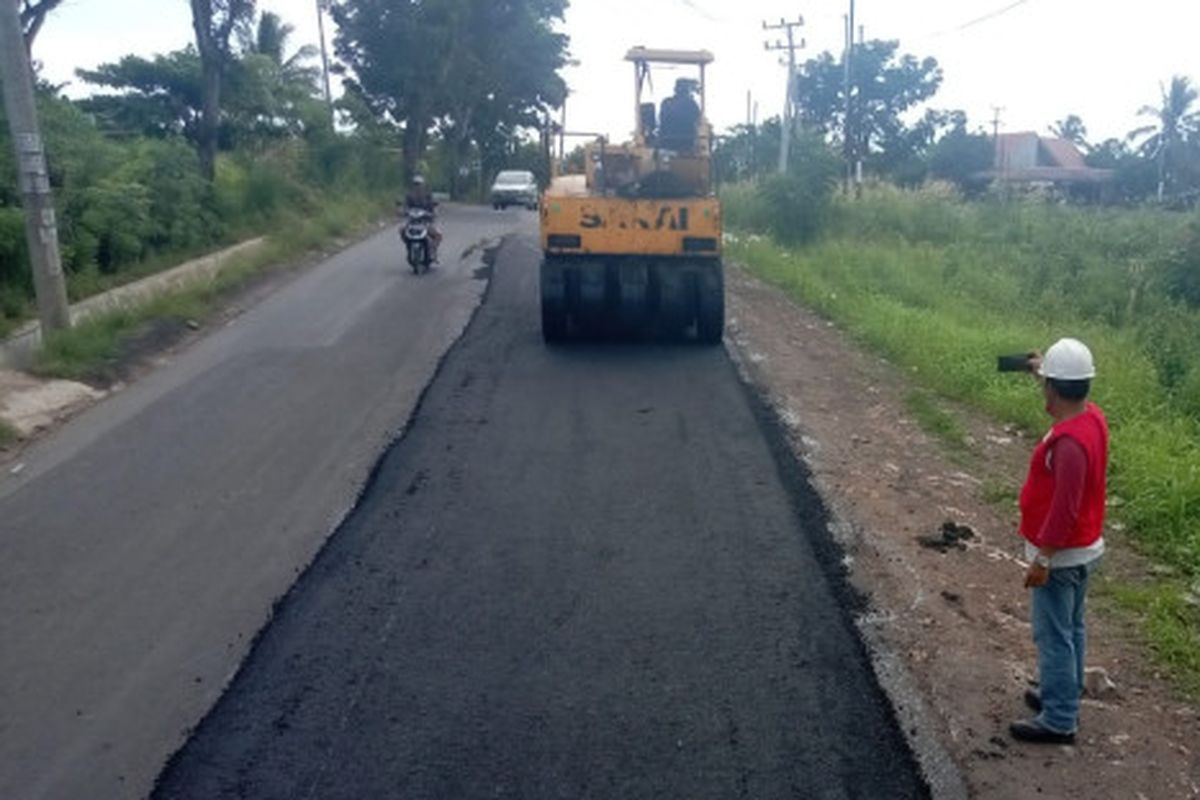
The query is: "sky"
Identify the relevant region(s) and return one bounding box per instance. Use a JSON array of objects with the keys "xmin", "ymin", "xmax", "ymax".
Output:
[{"xmin": 32, "ymin": 0, "xmax": 1200, "ymax": 147}]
